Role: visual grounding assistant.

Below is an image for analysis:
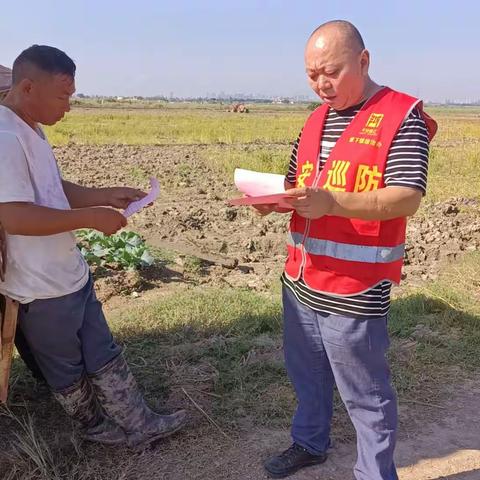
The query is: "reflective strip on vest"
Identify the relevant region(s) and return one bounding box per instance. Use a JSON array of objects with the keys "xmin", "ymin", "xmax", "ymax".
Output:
[{"xmin": 287, "ymin": 232, "xmax": 405, "ymax": 264}]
